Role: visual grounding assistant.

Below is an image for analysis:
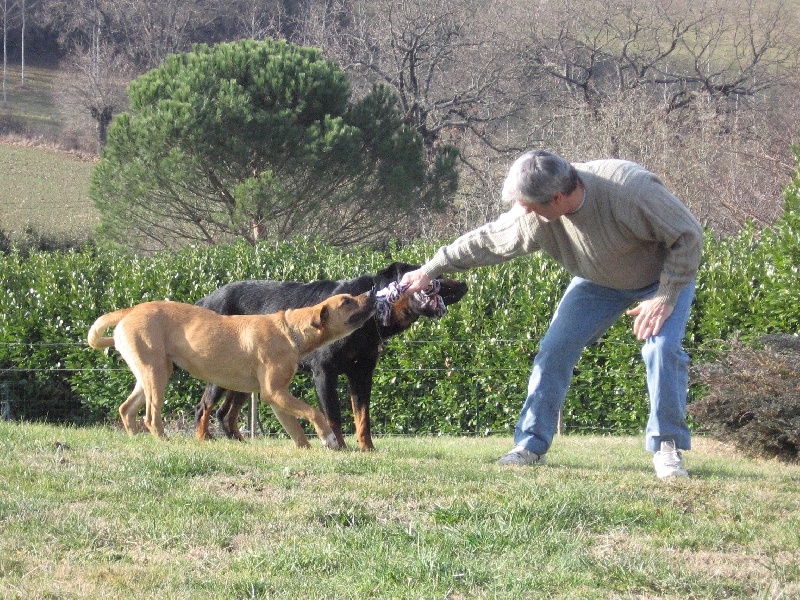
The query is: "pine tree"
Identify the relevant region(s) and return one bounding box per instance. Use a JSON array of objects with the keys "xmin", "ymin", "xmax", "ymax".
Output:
[{"xmin": 91, "ymin": 39, "xmax": 458, "ymax": 252}]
